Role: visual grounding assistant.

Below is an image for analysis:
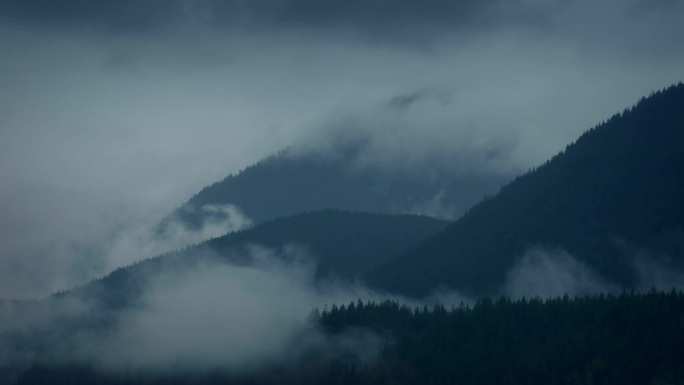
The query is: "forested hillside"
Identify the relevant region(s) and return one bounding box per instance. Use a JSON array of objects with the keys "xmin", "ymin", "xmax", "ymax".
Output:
[
  {"xmin": 367, "ymin": 83, "xmax": 684, "ymax": 296},
  {"xmin": 71, "ymin": 210, "xmax": 446, "ymax": 310},
  {"xmin": 316, "ymin": 290, "xmax": 684, "ymax": 385},
  {"xmin": 157, "ymin": 146, "xmax": 502, "ymax": 233}
]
